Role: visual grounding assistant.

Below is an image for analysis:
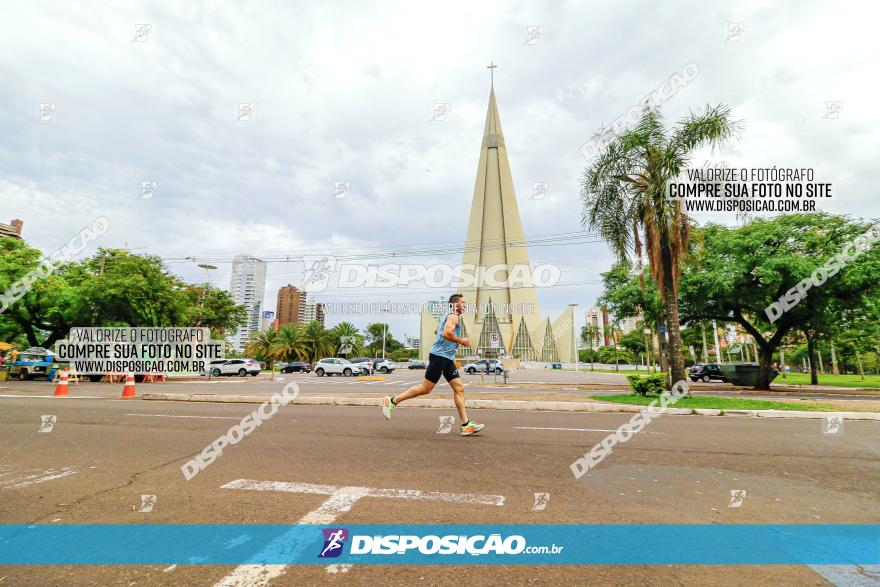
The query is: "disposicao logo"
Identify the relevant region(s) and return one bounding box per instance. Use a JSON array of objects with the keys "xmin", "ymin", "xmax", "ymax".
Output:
[{"xmin": 318, "ymin": 528, "xmax": 349, "ymax": 558}]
